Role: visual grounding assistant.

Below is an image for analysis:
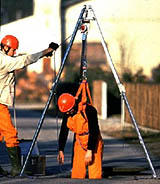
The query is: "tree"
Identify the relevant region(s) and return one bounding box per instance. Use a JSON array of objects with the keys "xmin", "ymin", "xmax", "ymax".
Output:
[
  {"xmin": 151, "ymin": 64, "xmax": 160, "ymax": 83},
  {"xmin": 122, "ymin": 68, "xmax": 147, "ymax": 83}
]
